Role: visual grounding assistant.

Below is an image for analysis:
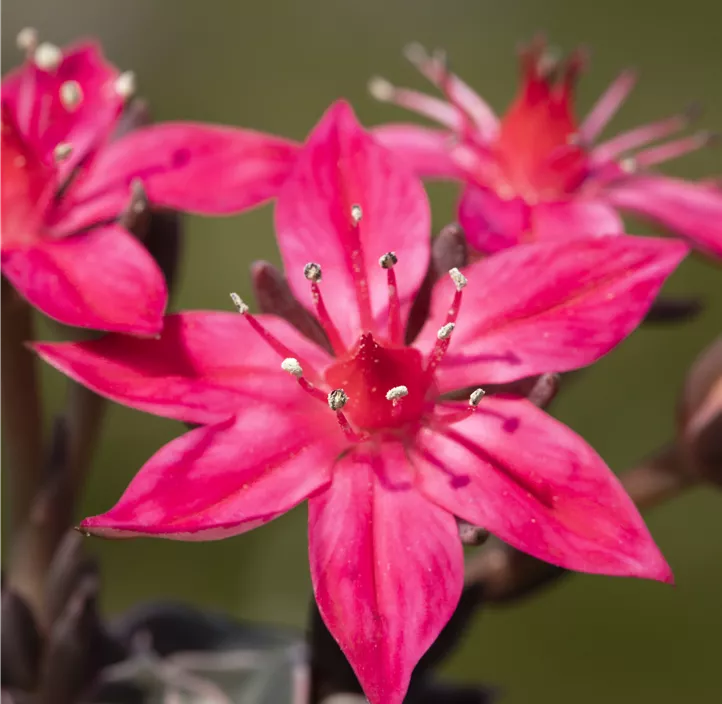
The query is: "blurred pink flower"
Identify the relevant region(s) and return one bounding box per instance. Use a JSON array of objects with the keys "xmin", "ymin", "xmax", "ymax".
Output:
[
  {"xmin": 36, "ymin": 102, "xmax": 684, "ymax": 704},
  {"xmin": 1, "ymin": 34, "xmax": 298, "ymax": 333},
  {"xmin": 371, "ymin": 38, "xmax": 722, "ymax": 259}
]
